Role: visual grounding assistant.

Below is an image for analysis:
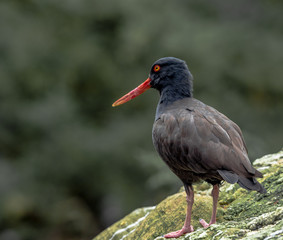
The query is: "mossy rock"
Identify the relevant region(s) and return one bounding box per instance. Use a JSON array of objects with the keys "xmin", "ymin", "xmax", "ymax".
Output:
[{"xmin": 94, "ymin": 150, "xmax": 283, "ymax": 240}]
